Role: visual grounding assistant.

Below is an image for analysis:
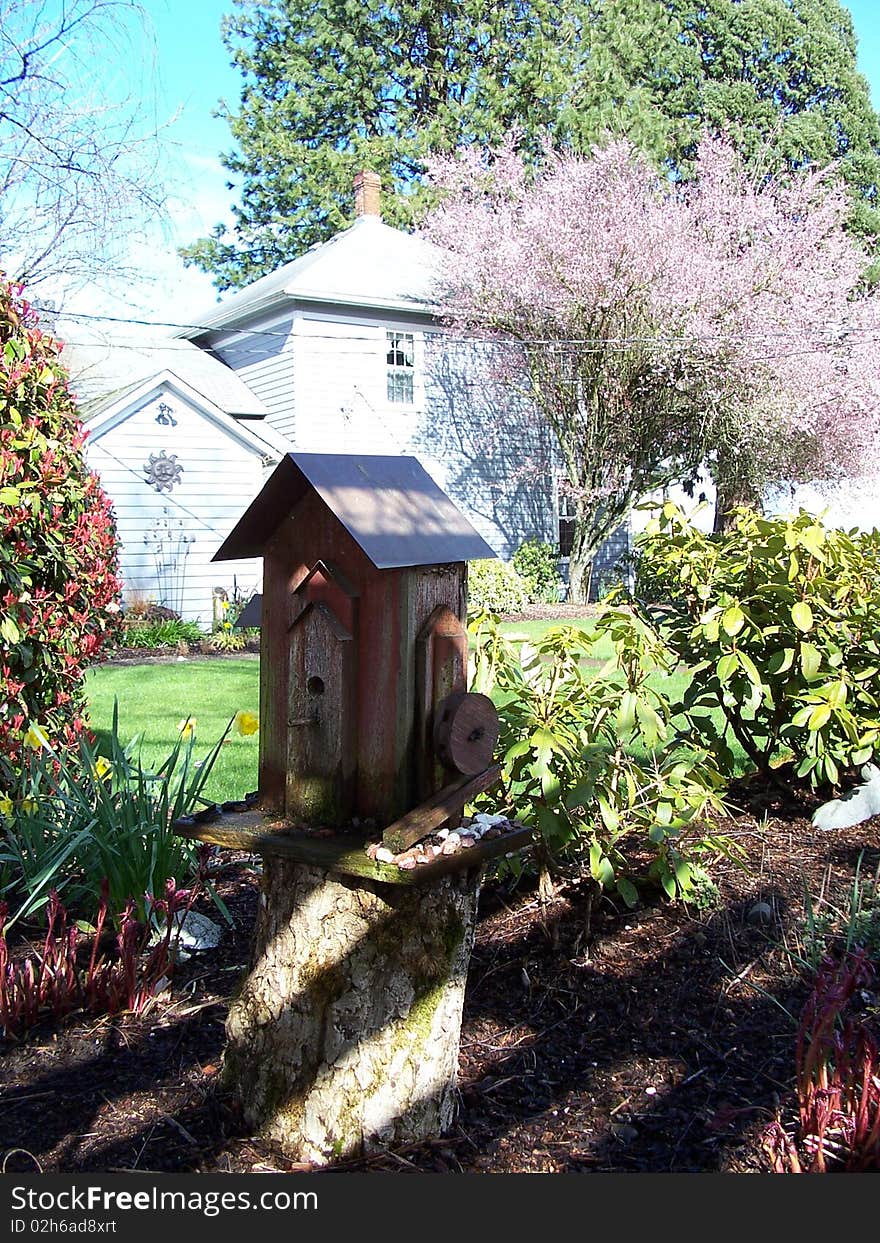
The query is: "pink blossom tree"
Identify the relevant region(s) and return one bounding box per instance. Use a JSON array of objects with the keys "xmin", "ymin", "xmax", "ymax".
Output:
[{"xmin": 421, "ymin": 135, "xmax": 880, "ymax": 602}]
